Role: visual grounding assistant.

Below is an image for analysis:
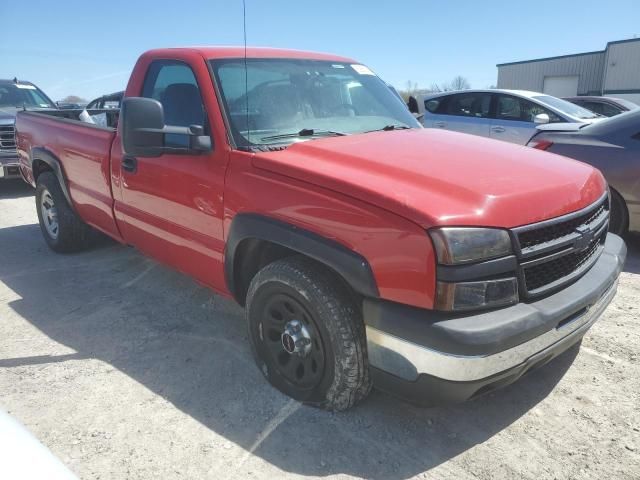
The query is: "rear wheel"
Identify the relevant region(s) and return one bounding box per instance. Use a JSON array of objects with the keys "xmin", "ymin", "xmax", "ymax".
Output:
[
  {"xmin": 35, "ymin": 172, "xmax": 92, "ymax": 252},
  {"xmin": 246, "ymin": 256, "xmax": 371, "ymax": 411},
  {"xmin": 609, "ymin": 189, "xmax": 628, "ymax": 237}
]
